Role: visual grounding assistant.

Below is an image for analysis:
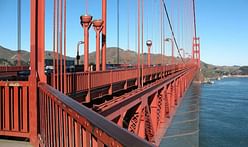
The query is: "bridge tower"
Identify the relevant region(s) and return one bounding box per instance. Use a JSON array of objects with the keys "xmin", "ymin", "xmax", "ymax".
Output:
[{"xmin": 192, "ymin": 37, "xmax": 200, "ymax": 68}]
